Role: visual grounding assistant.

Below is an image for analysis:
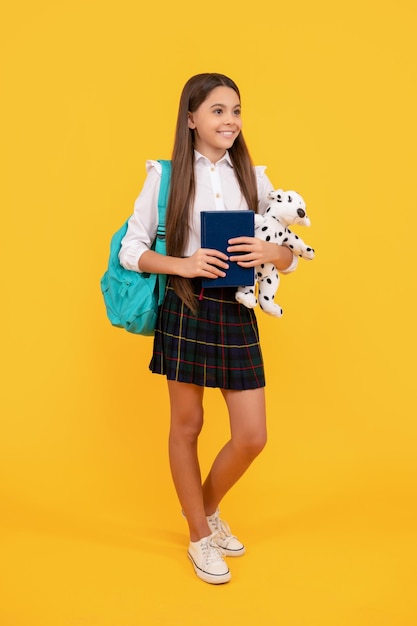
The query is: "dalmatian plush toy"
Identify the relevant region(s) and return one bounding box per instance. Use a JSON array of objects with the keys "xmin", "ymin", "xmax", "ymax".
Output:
[{"xmin": 235, "ymin": 189, "xmax": 315, "ymax": 317}]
